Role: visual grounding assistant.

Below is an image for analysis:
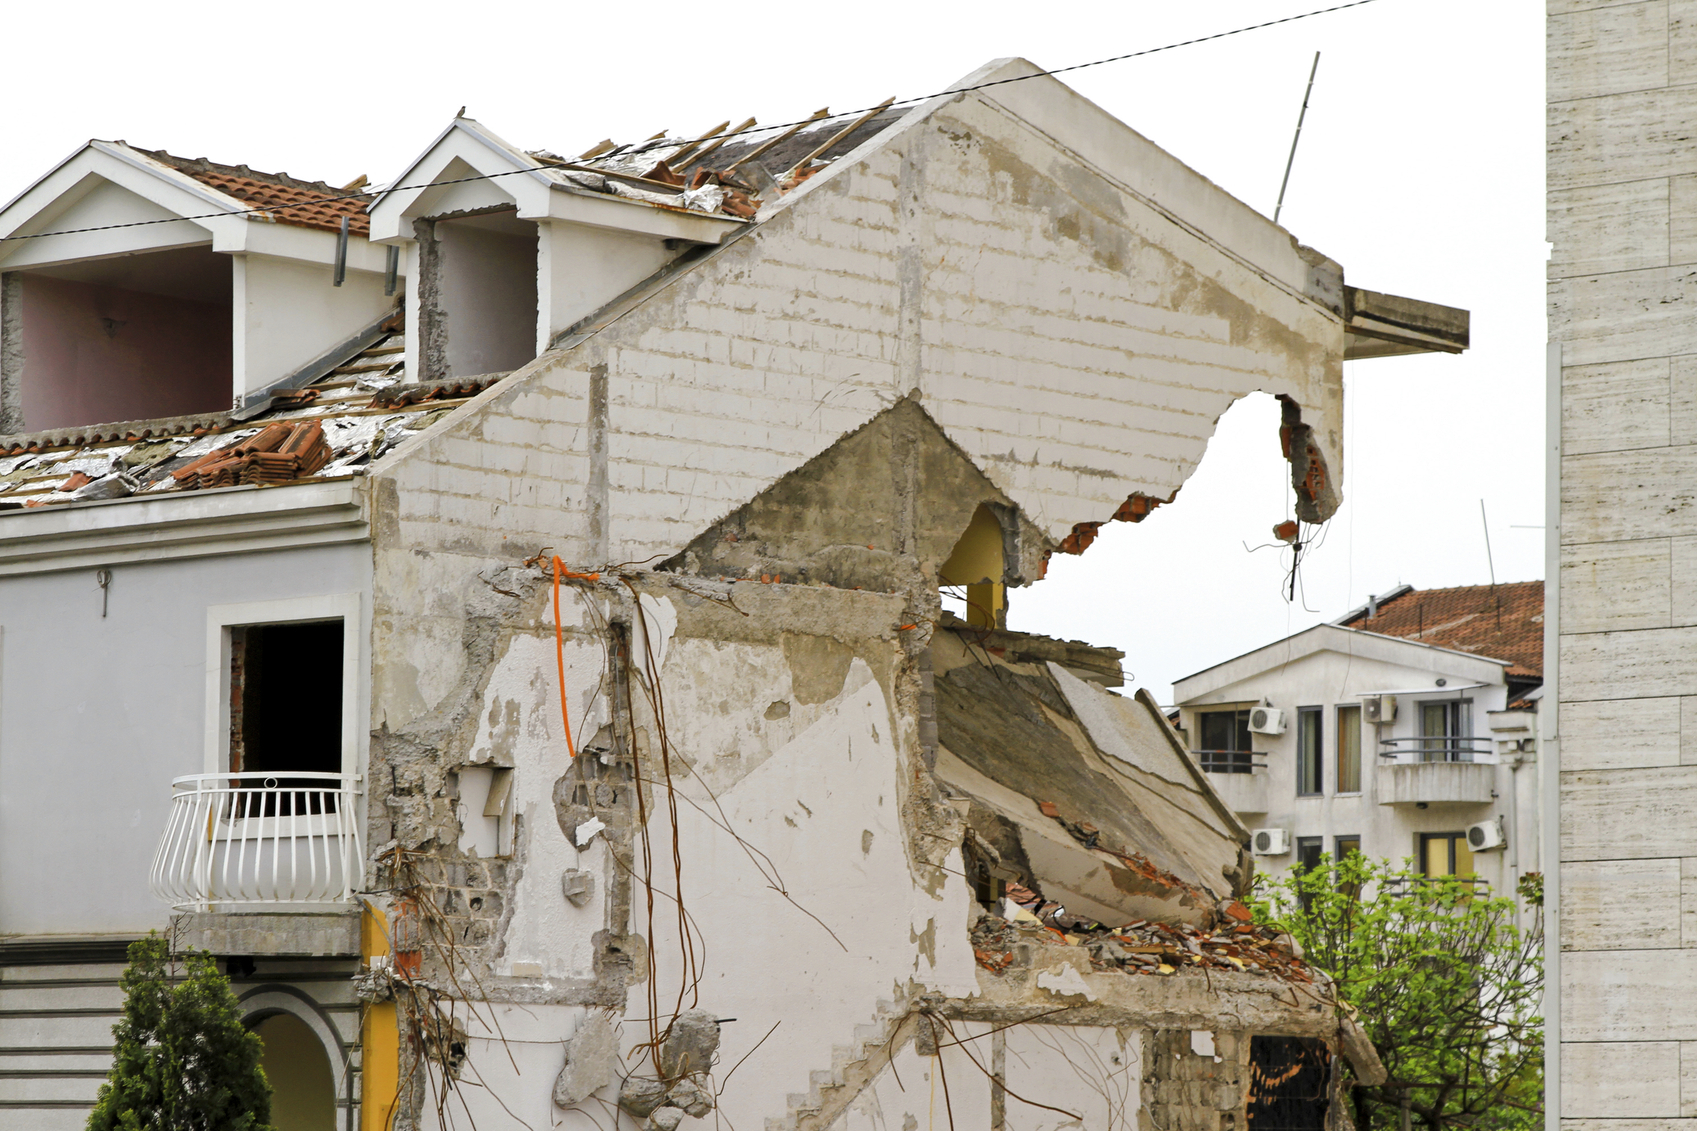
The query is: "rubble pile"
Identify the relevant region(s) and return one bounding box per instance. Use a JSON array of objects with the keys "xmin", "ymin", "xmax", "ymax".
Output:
[{"xmin": 970, "ymin": 883, "xmax": 1313, "ymax": 982}]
